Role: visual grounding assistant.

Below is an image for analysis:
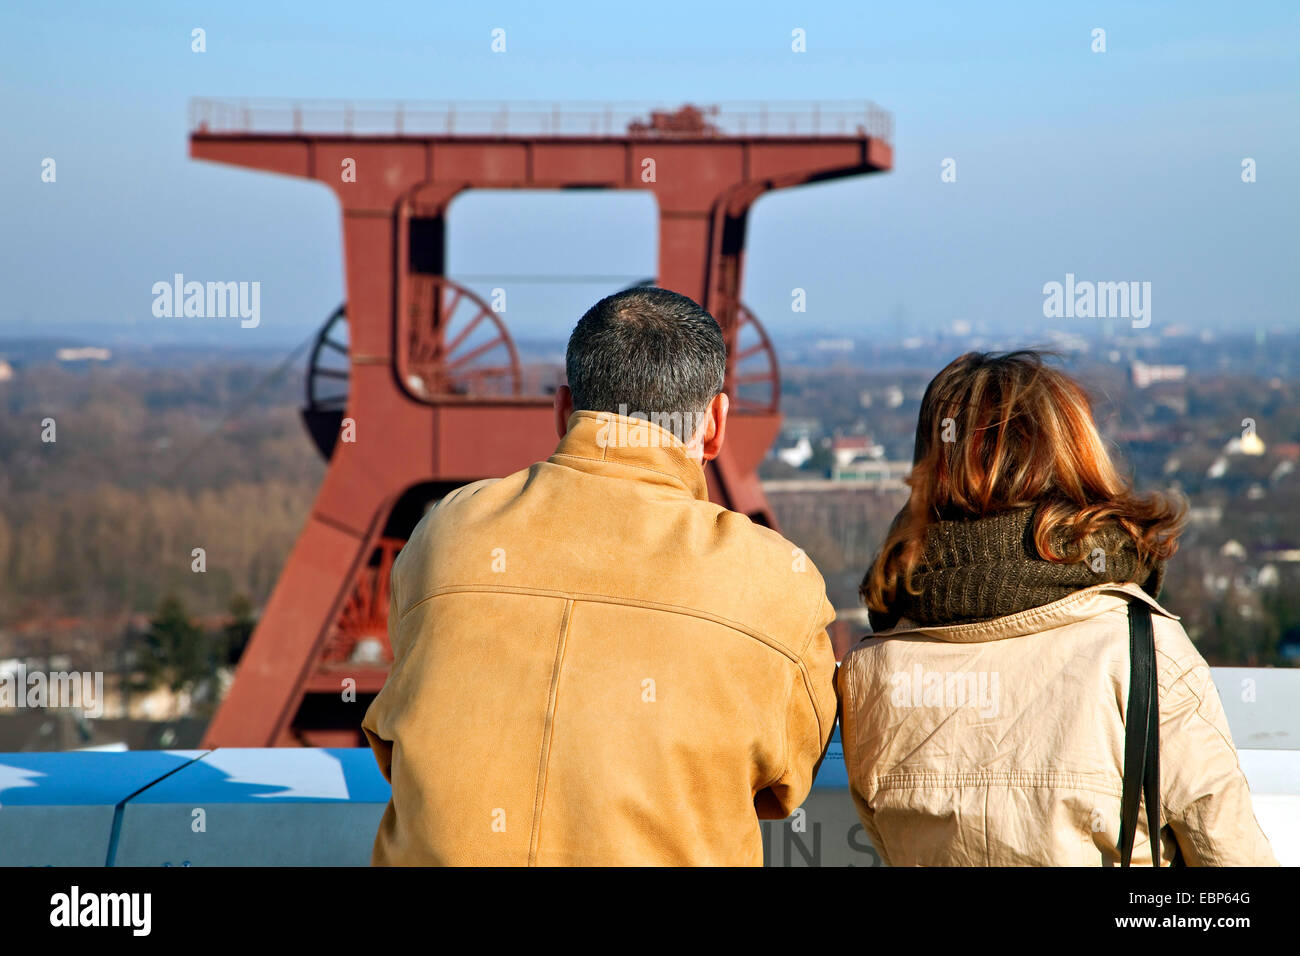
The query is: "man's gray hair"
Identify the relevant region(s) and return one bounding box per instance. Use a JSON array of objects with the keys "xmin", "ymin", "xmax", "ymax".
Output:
[{"xmin": 565, "ymin": 287, "xmax": 727, "ymax": 429}]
